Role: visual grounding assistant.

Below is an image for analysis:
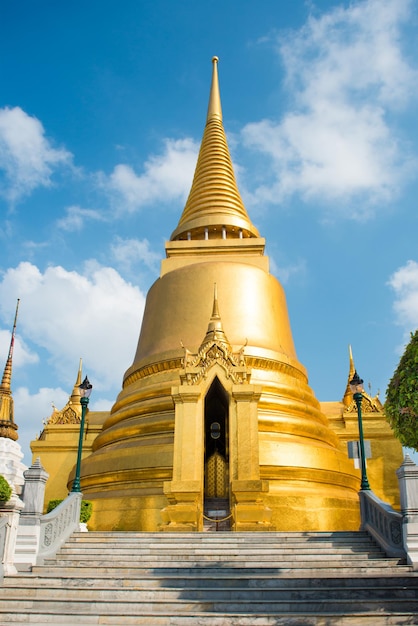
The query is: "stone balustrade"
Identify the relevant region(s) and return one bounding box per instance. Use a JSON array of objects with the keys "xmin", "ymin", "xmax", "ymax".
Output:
[
  {"xmin": 37, "ymin": 492, "xmax": 82, "ymax": 564},
  {"xmin": 359, "ymin": 489, "xmax": 405, "ymax": 558}
]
